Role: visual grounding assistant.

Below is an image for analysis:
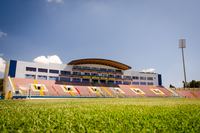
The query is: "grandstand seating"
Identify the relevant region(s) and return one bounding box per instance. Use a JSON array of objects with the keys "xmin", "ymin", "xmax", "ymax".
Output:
[
  {"xmin": 10, "ymin": 78, "xmax": 179, "ymax": 98},
  {"xmin": 75, "ymin": 86, "xmax": 91, "ymax": 97},
  {"xmin": 119, "ymin": 85, "xmax": 138, "ymax": 97},
  {"xmin": 193, "ymin": 91, "xmax": 200, "ymax": 97},
  {"xmin": 120, "ymin": 85, "xmax": 167, "ymax": 97},
  {"xmin": 109, "ymin": 87, "xmax": 125, "ymax": 97},
  {"xmin": 174, "ymin": 89, "xmax": 200, "ymax": 98},
  {"xmin": 100, "ymin": 87, "xmax": 115, "ymax": 97}
]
